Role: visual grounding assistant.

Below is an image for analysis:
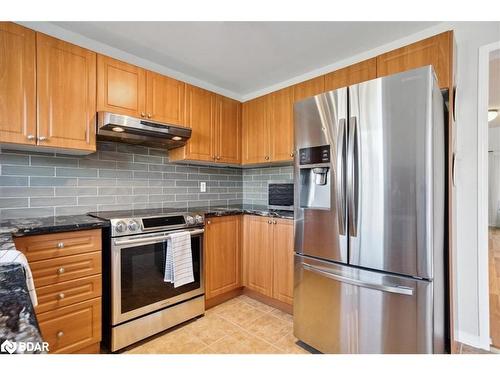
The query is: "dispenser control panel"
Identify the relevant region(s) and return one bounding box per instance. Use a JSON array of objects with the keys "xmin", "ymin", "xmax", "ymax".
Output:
[{"xmin": 299, "ymin": 145, "xmax": 330, "ymax": 165}]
